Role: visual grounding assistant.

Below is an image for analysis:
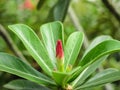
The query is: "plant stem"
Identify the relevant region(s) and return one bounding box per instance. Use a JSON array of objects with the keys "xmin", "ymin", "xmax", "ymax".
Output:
[{"xmin": 102, "ymin": 0, "xmax": 120, "ymax": 23}]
